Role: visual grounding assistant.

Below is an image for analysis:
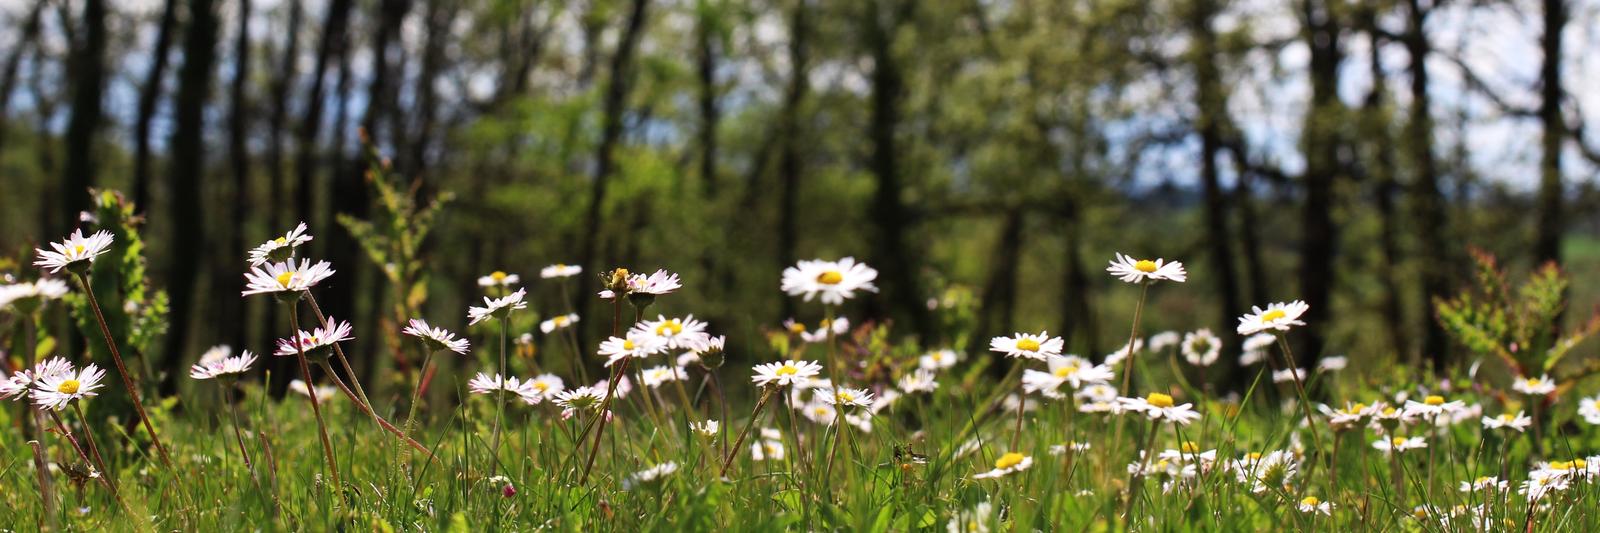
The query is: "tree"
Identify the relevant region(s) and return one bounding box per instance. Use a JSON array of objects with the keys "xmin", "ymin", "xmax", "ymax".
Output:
[
  {"xmin": 1186, "ymin": 0, "xmax": 1244, "ymax": 358},
  {"xmin": 163, "ymin": 0, "xmax": 220, "ymax": 393},
  {"xmin": 863, "ymin": 0, "xmax": 932, "ymax": 341},
  {"xmin": 1294, "ymin": 0, "xmax": 1346, "ymax": 365},
  {"xmin": 1402, "ymin": 0, "xmax": 1450, "ymax": 369},
  {"xmin": 0, "ymin": 0, "xmax": 46, "ymax": 154},
  {"xmin": 1533, "ymin": 0, "xmax": 1566, "ymax": 265},
  {"xmin": 62, "ymin": 0, "xmax": 108, "ymax": 230},
  {"xmin": 775, "ymin": 0, "xmax": 808, "ymax": 322},
  {"xmin": 223, "ymin": 0, "xmax": 253, "ymax": 349},
  {"xmin": 132, "ymin": 0, "xmax": 181, "ymax": 211}
]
